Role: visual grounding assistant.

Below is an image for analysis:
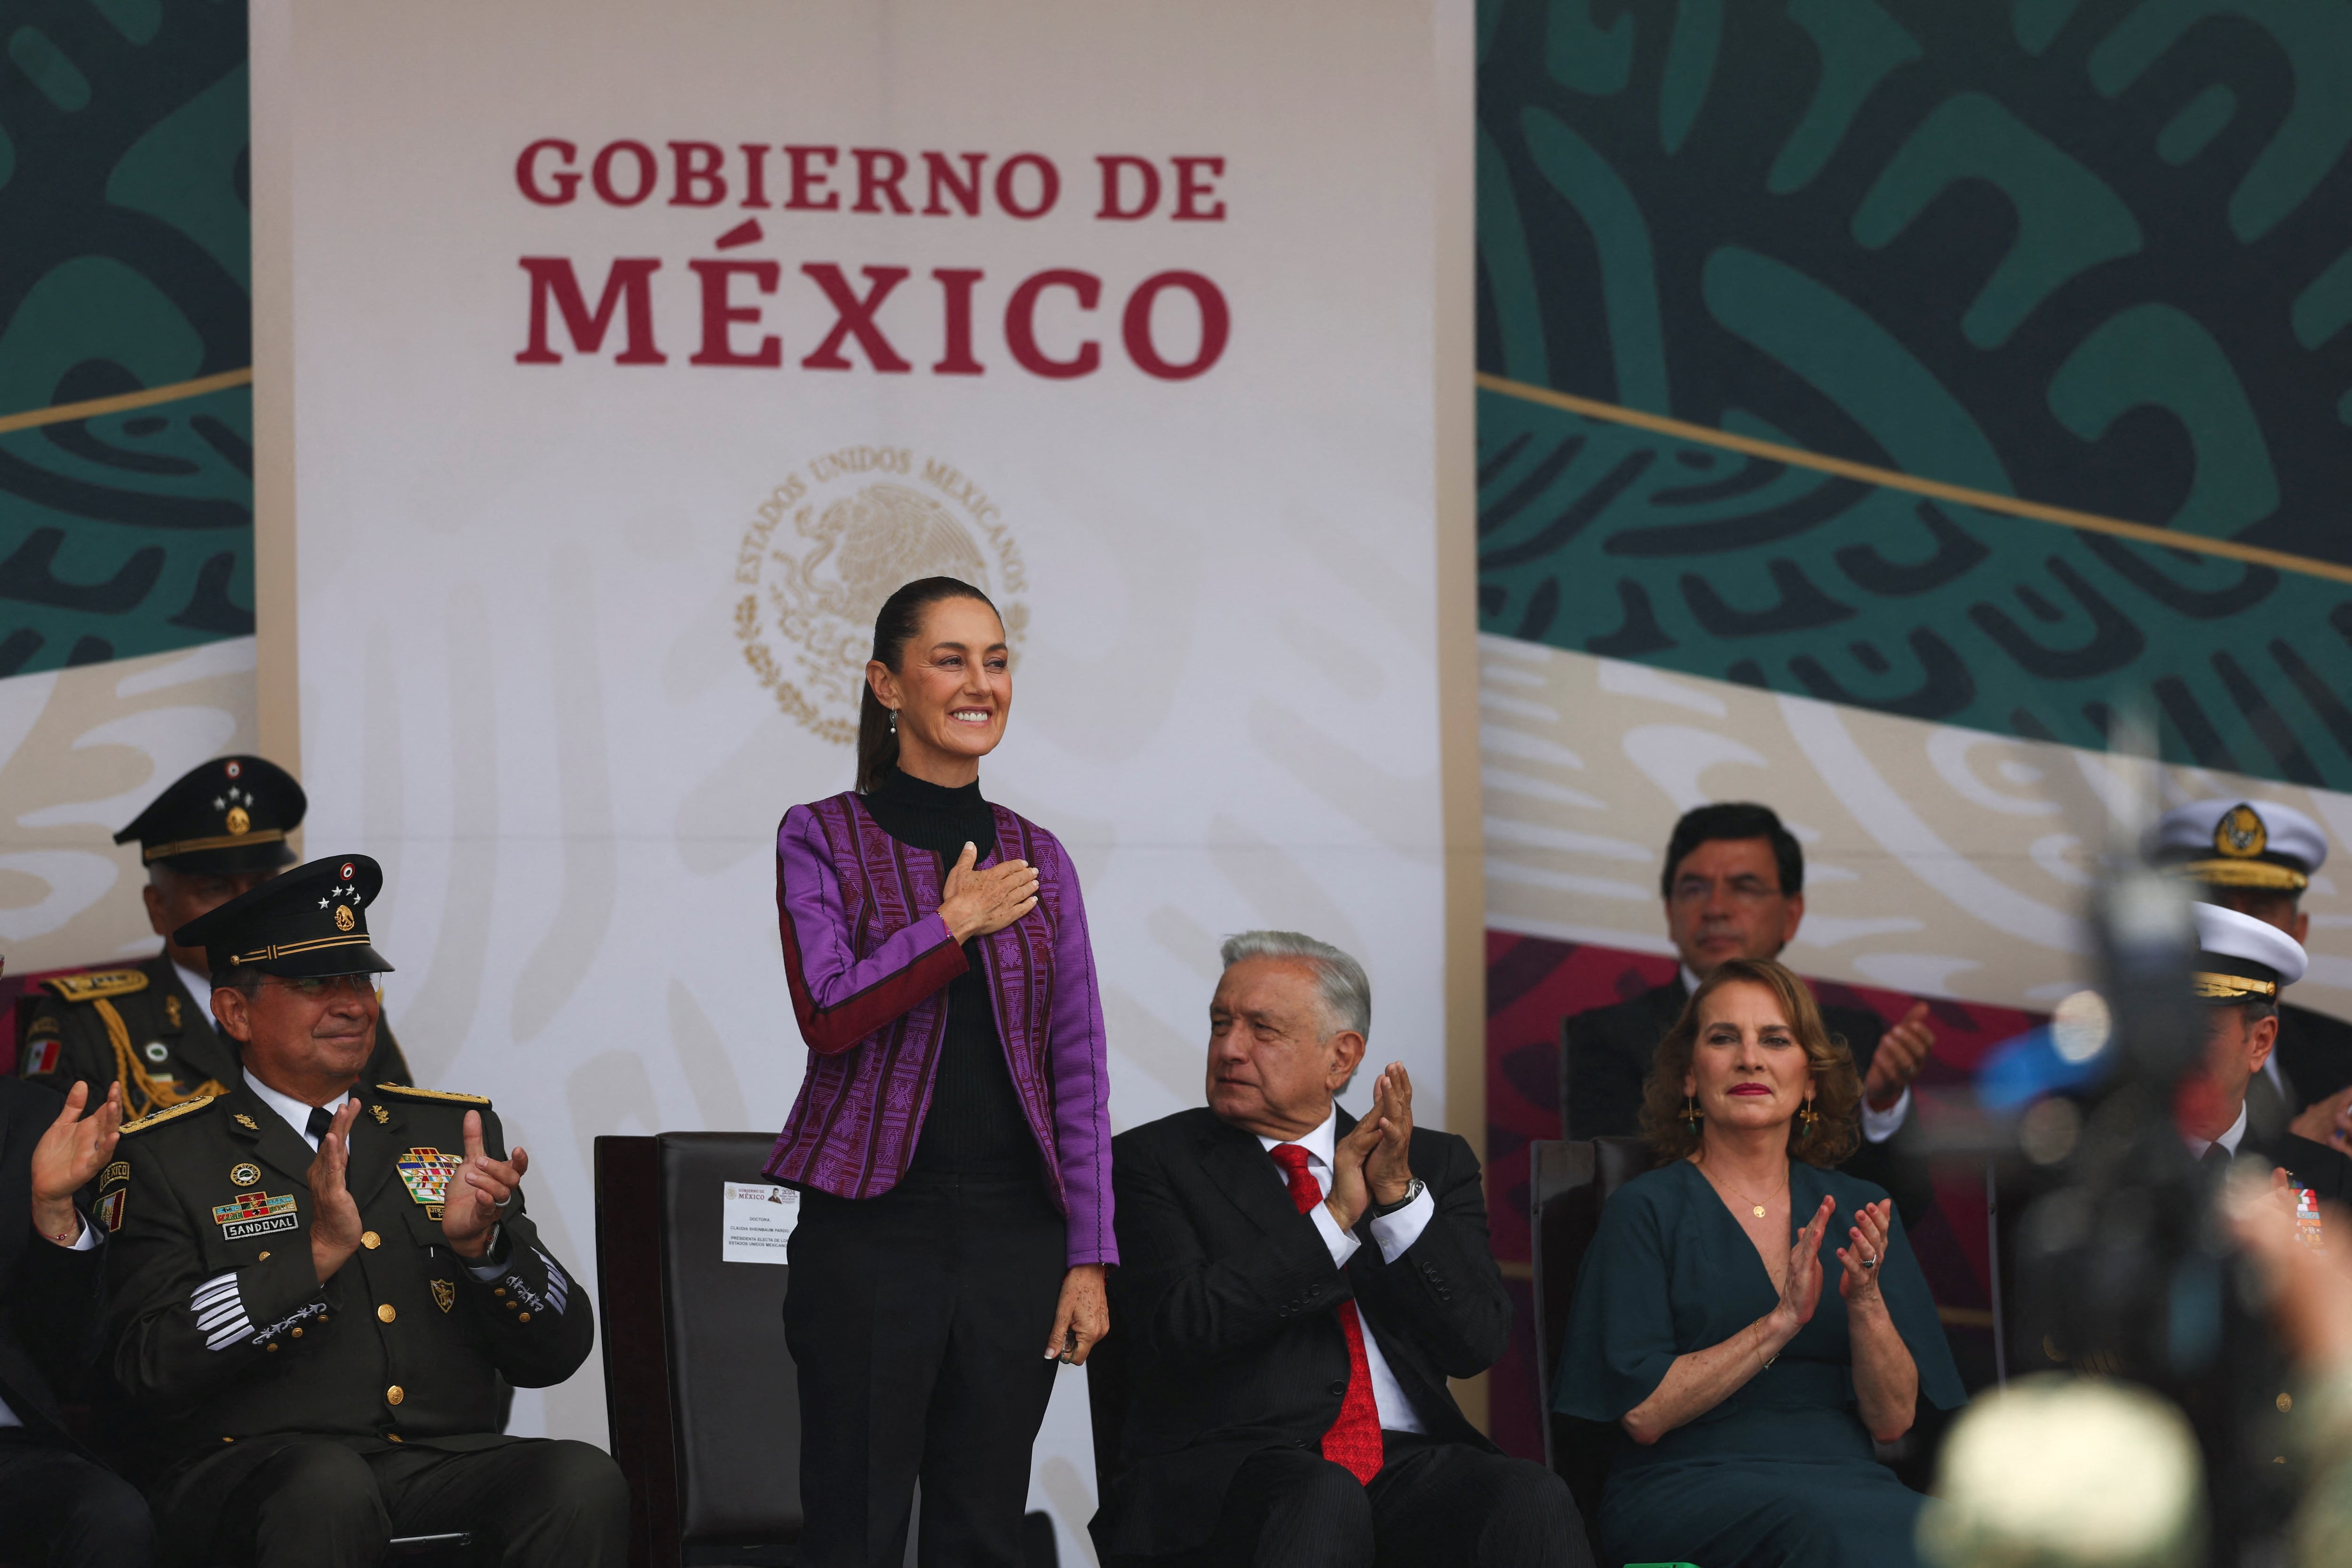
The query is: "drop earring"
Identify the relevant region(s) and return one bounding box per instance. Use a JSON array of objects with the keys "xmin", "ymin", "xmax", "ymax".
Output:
[
  {"xmin": 1684, "ymin": 1094, "xmax": 1701, "ymax": 1130},
  {"xmin": 888, "ymin": 709, "xmax": 898, "ymax": 733},
  {"xmin": 1799, "ymin": 1094, "xmax": 1820, "ymax": 1128}
]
